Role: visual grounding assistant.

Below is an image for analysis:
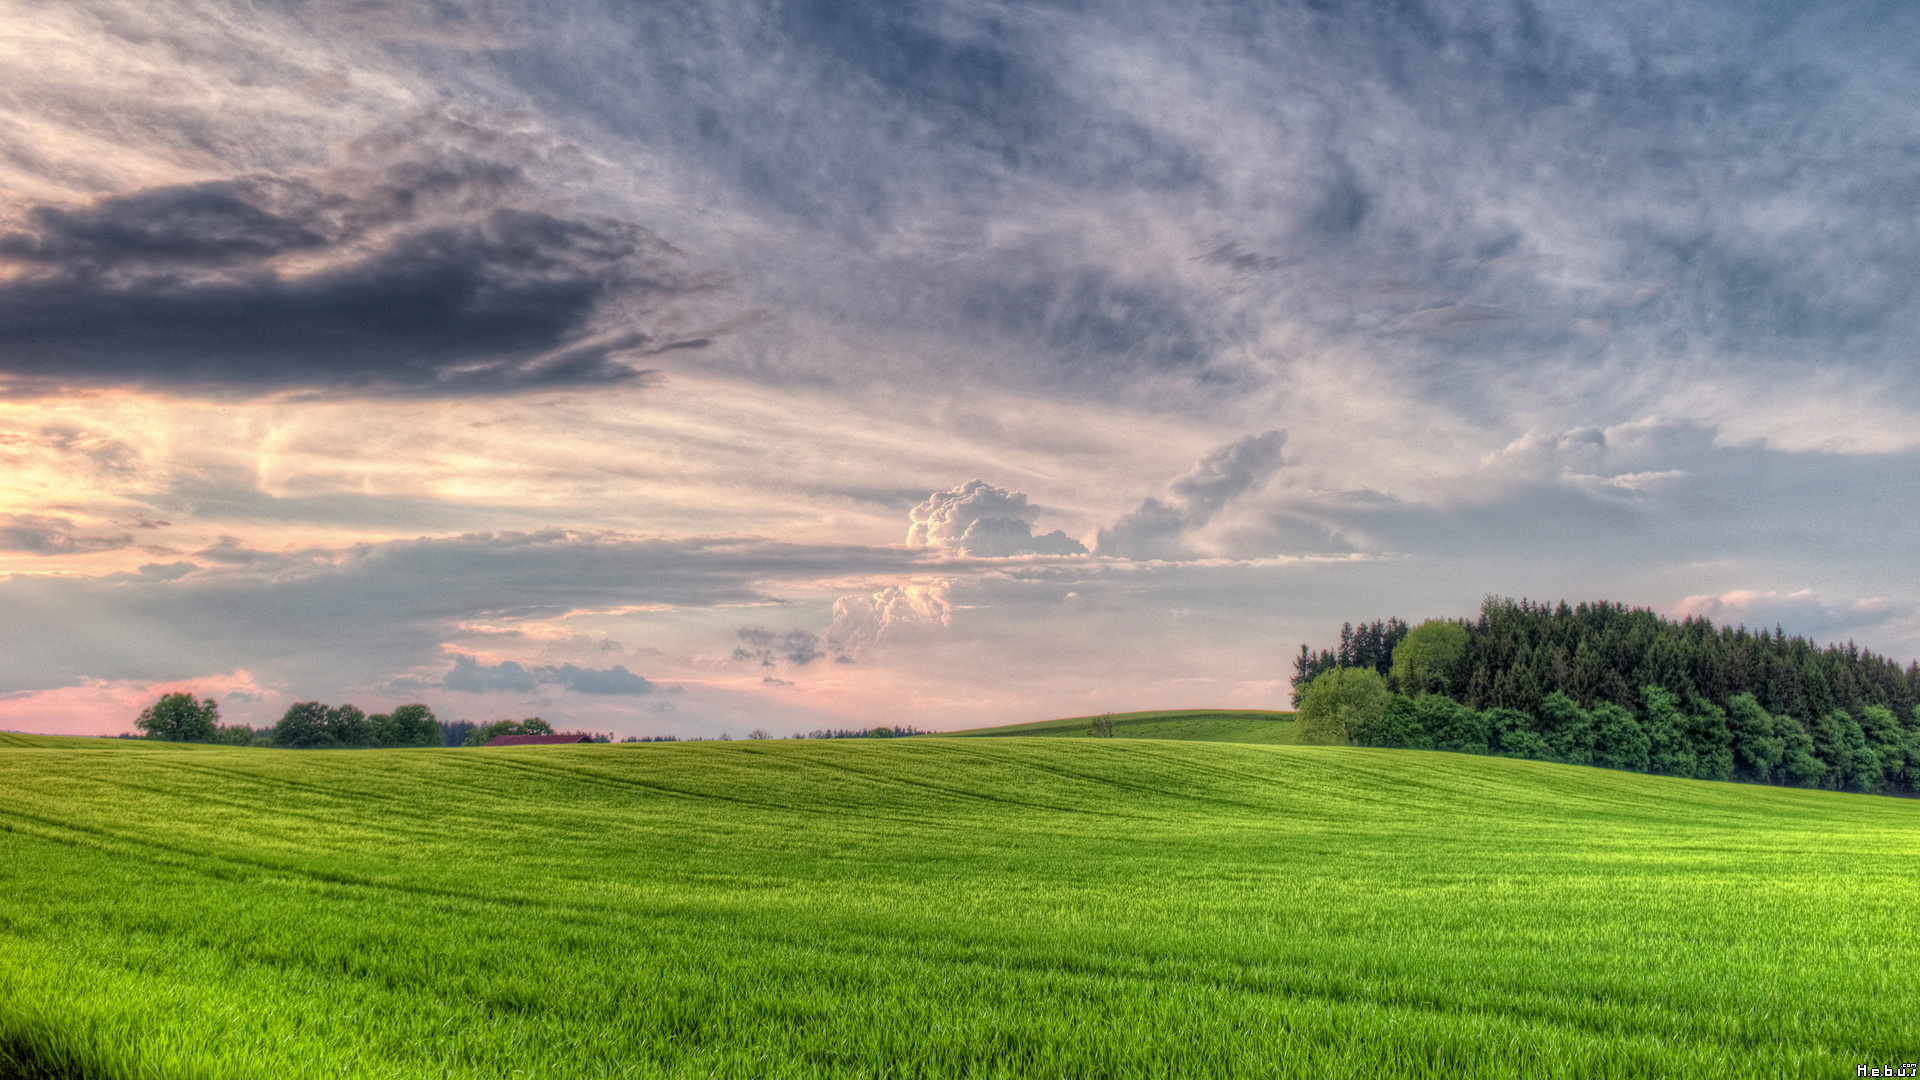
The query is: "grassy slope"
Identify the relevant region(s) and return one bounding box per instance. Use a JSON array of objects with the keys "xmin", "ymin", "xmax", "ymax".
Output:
[
  {"xmin": 940, "ymin": 708, "xmax": 1301, "ymax": 743},
  {"xmin": 0, "ymin": 738, "xmax": 1914, "ymax": 1079}
]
